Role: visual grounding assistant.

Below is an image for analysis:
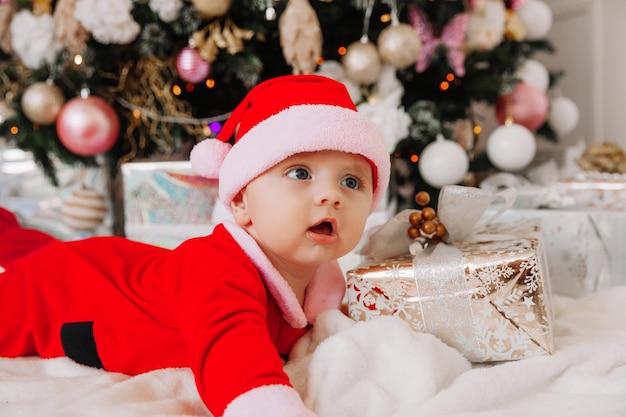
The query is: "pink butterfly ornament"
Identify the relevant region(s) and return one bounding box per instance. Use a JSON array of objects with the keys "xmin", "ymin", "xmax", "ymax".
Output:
[{"xmin": 407, "ymin": 6, "xmax": 470, "ymax": 77}]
